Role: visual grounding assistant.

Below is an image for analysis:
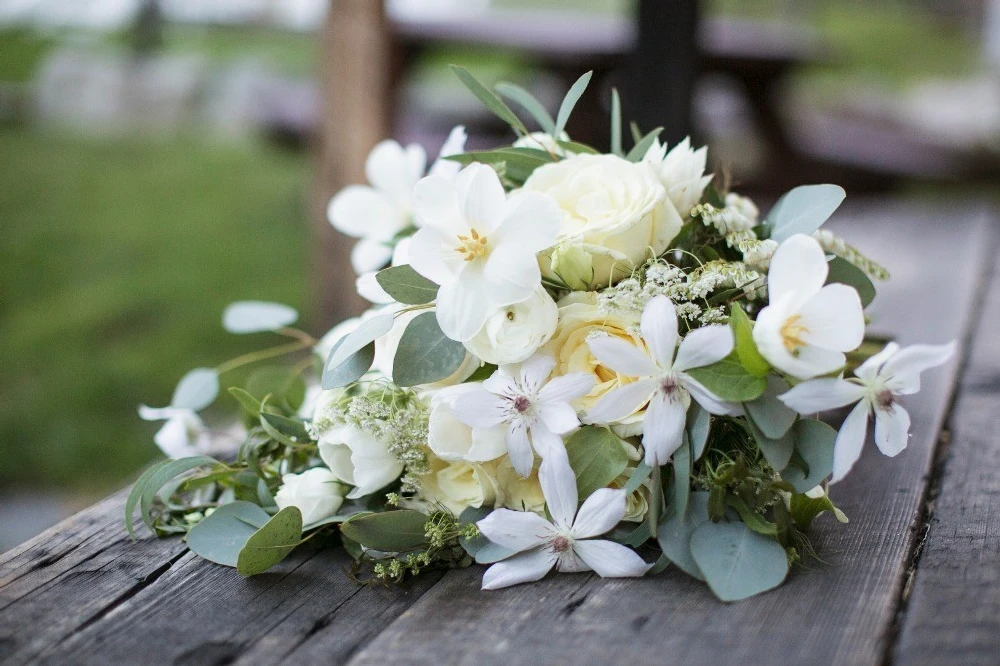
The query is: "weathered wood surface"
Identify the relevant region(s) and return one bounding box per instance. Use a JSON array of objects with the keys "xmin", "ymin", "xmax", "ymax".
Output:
[
  {"xmin": 893, "ymin": 232, "xmax": 1000, "ymax": 666},
  {"xmin": 1, "ymin": 204, "xmax": 995, "ymax": 666}
]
